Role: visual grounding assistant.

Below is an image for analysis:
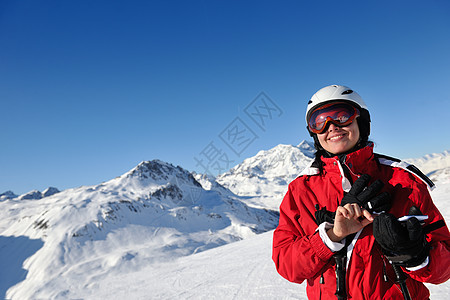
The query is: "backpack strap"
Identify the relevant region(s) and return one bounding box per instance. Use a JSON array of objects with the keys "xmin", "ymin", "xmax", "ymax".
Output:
[{"xmin": 374, "ymin": 153, "xmax": 435, "ymax": 190}]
